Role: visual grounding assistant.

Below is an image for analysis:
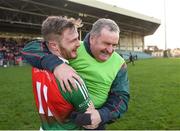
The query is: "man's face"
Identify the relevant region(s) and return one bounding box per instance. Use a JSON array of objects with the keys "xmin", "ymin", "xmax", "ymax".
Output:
[
  {"xmin": 90, "ymin": 28, "xmax": 119, "ymax": 62},
  {"xmin": 58, "ymin": 28, "xmax": 80, "ymax": 59}
]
